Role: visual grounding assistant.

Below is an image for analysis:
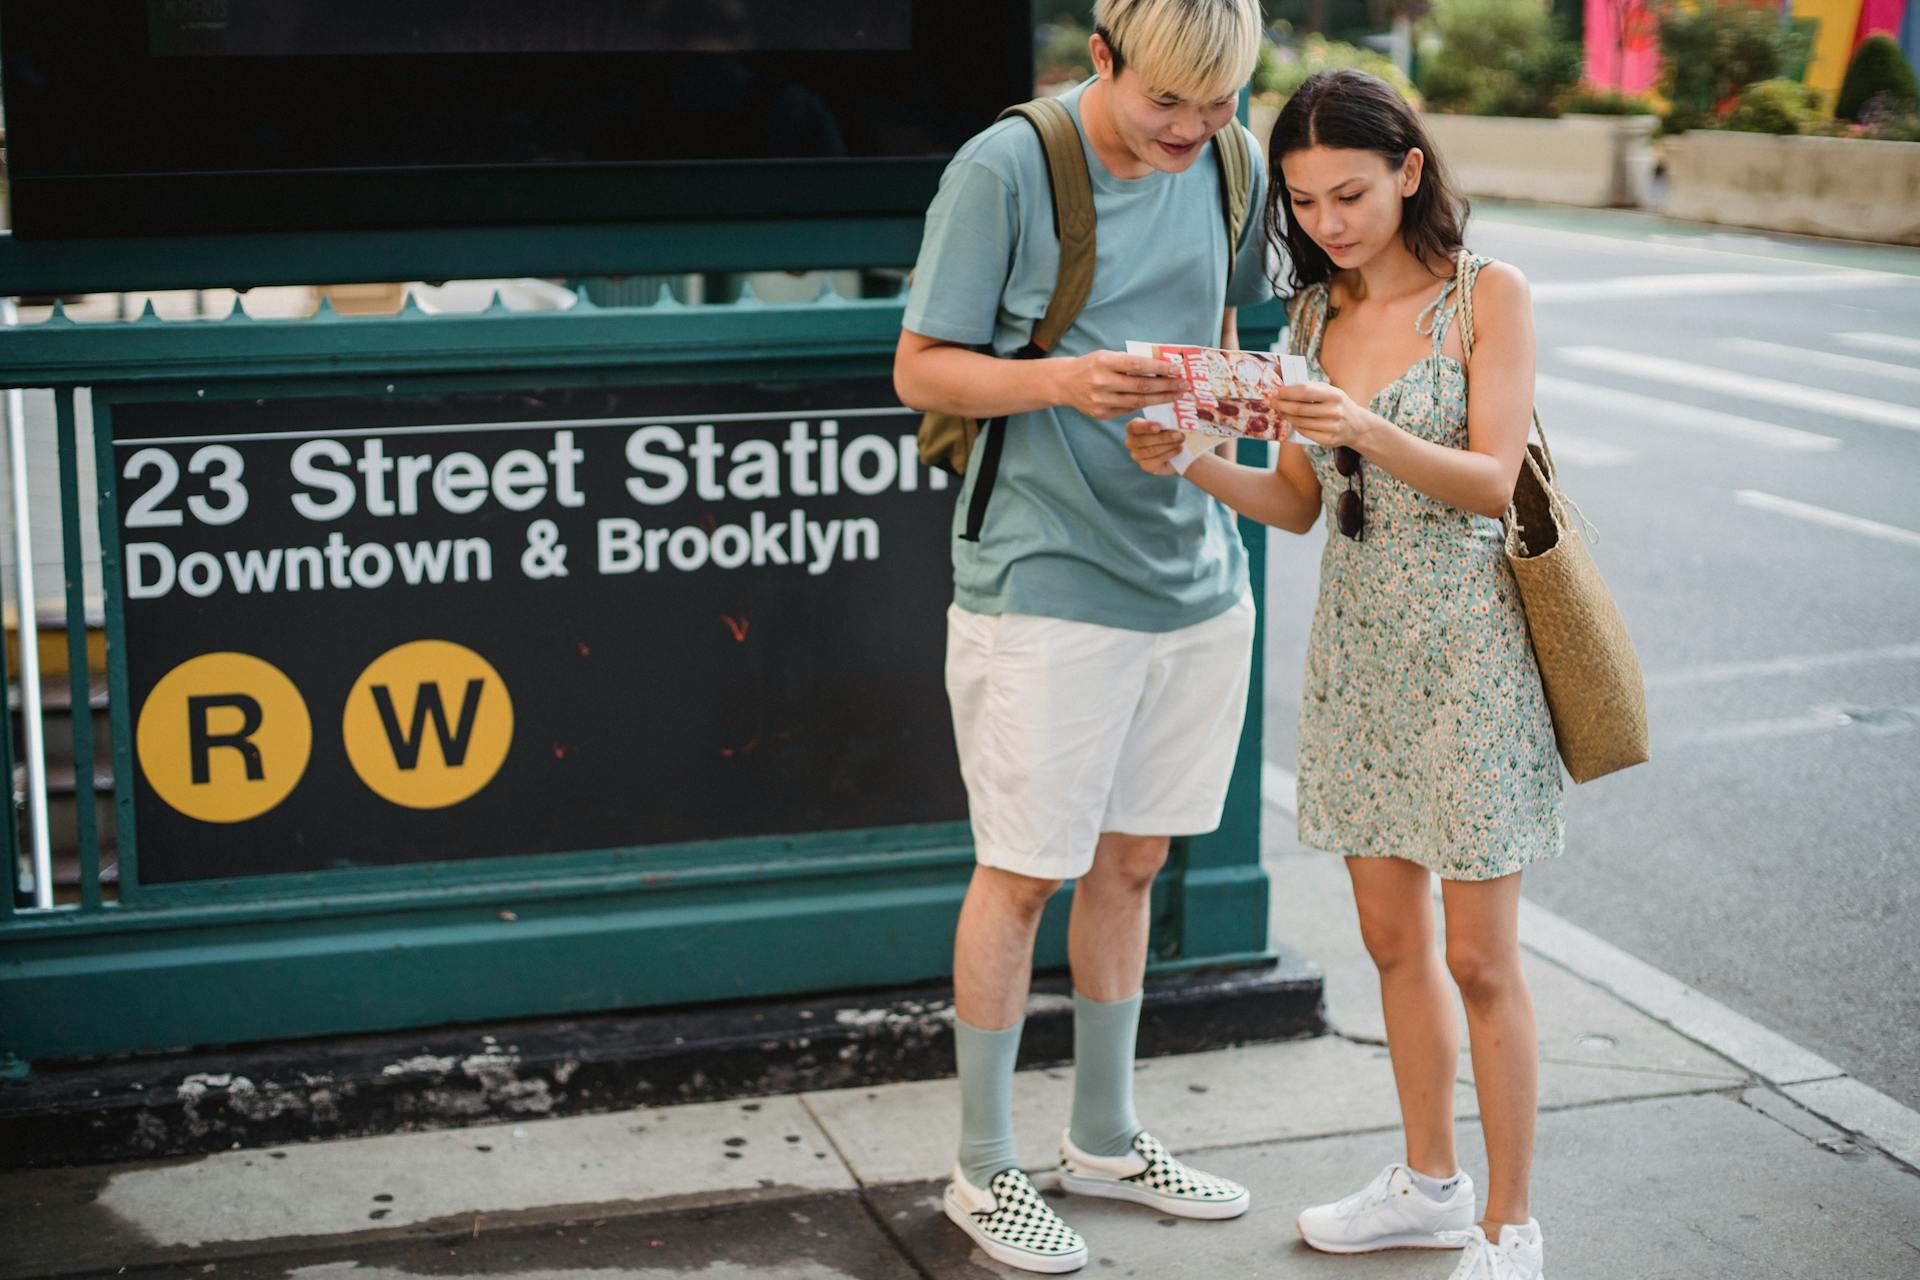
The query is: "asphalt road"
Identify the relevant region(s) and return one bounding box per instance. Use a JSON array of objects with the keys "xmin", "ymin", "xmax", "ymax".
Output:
[{"xmin": 1262, "ymin": 204, "xmax": 1920, "ymax": 1112}]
